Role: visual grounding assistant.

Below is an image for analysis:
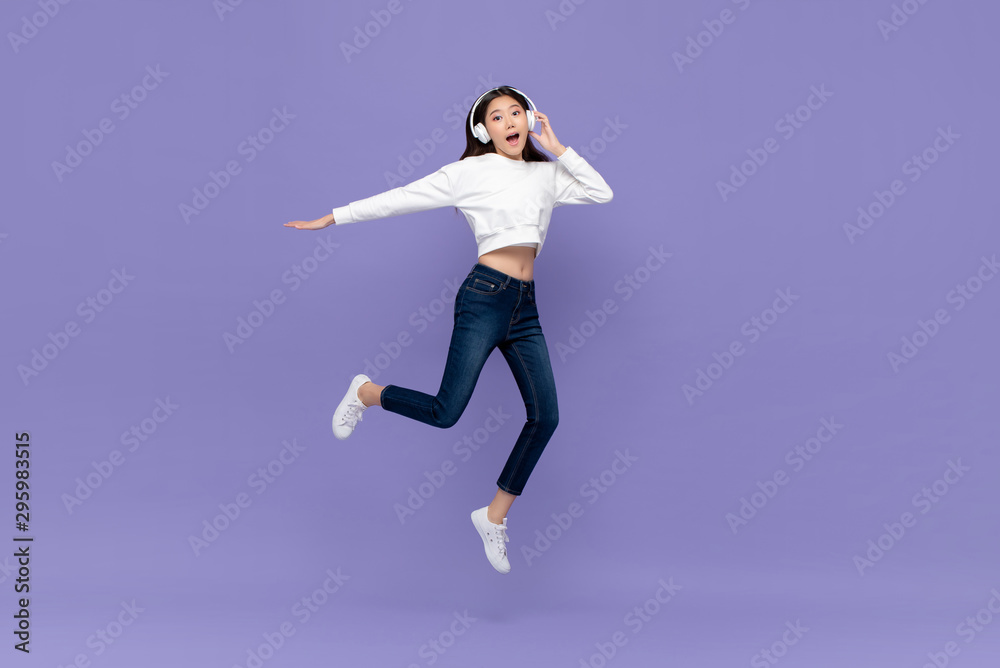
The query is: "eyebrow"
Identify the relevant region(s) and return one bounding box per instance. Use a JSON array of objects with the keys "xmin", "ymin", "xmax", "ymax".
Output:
[{"xmin": 487, "ymin": 103, "xmax": 523, "ymax": 117}]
